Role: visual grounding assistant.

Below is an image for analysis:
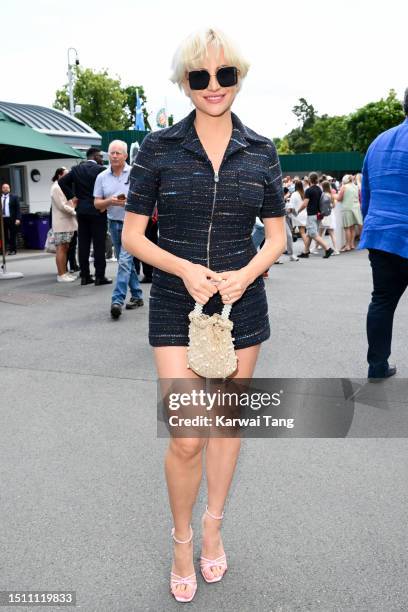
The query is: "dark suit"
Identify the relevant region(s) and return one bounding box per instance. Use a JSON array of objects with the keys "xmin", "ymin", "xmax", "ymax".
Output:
[
  {"xmin": 59, "ymin": 160, "xmax": 106, "ymax": 279},
  {"xmin": 1, "ymin": 193, "xmax": 21, "ymax": 253}
]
